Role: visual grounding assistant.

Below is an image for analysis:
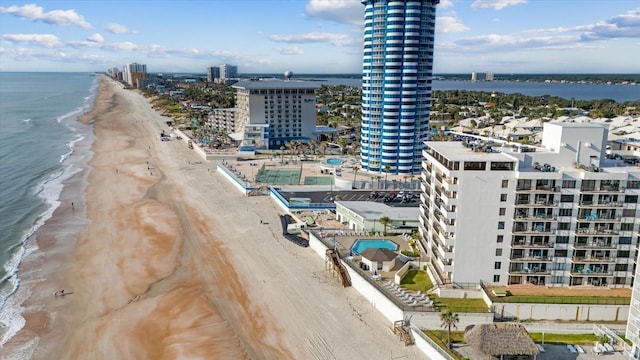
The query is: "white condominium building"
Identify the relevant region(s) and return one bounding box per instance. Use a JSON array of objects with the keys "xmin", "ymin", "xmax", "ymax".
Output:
[
  {"xmin": 231, "ymin": 80, "xmax": 320, "ymax": 149},
  {"xmin": 626, "ymin": 253, "xmax": 640, "ymax": 359},
  {"xmin": 419, "ymin": 122, "xmax": 640, "ymax": 288}
]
